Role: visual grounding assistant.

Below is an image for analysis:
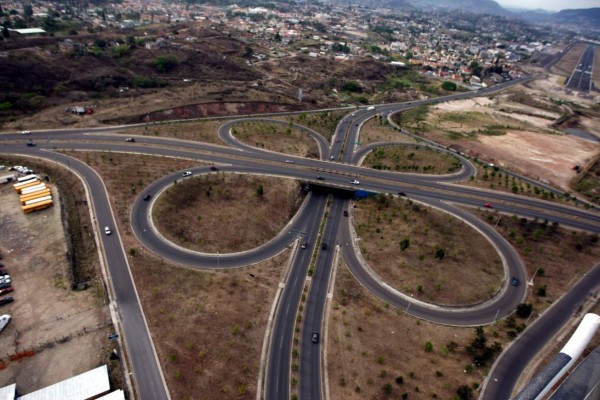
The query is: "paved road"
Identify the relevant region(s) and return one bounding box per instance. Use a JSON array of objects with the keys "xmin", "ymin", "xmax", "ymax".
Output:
[
  {"xmin": 566, "ymin": 45, "xmax": 595, "ymax": 92},
  {"xmin": 265, "ymin": 193, "xmax": 327, "ymax": 400}
]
